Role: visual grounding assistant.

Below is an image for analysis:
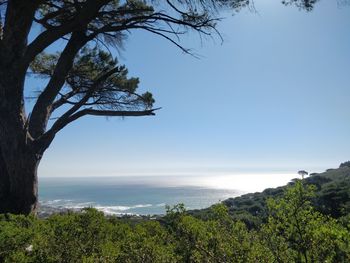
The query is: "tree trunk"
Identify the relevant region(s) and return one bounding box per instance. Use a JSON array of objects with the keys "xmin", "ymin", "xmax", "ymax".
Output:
[
  {"xmin": 0, "ymin": 1, "xmax": 43, "ymax": 215},
  {"xmin": 0, "ymin": 93, "xmax": 40, "ymax": 214},
  {"xmin": 0, "ymin": 54, "xmax": 40, "ymax": 215},
  {"xmin": 0, "ymin": 144, "xmax": 39, "ymax": 215}
]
